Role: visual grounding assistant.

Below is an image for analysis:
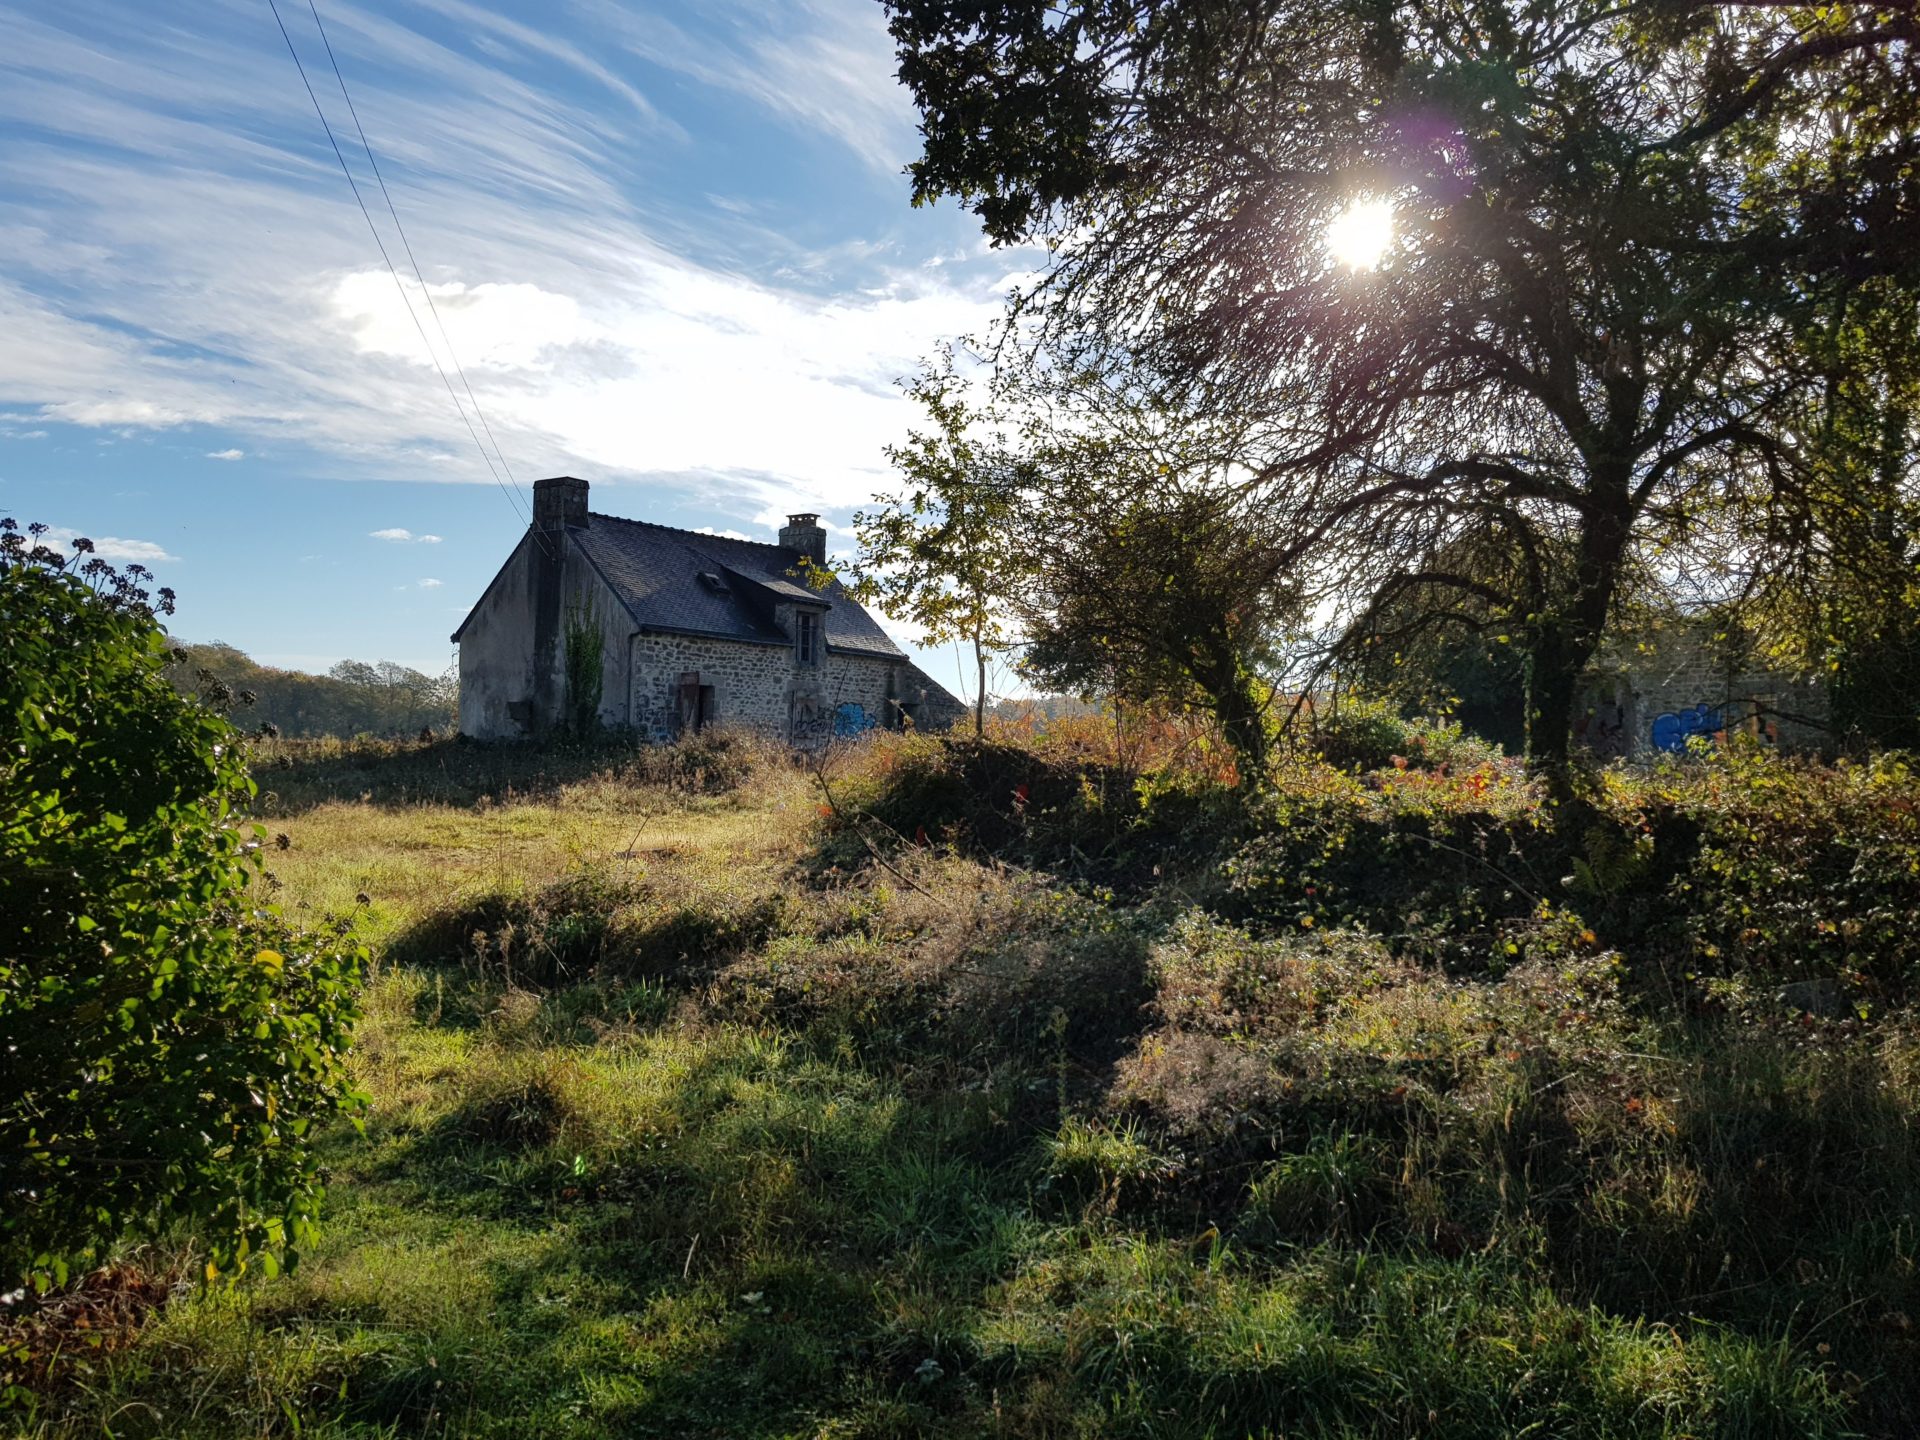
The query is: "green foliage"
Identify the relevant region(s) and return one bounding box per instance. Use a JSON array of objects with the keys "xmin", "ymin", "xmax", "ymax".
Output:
[
  {"xmin": 1614, "ymin": 746, "xmax": 1920, "ymax": 1002},
  {"xmin": 1766, "ymin": 283, "xmax": 1920, "ymax": 750},
  {"xmin": 824, "ymin": 733, "xmax": 1245, "ymax": 885},
  {"xmin": 1239, "ymin": 1130, "xmax": 1393, "ymax": 1245},
  {"xmin": 0, "ymin": 522, "xmax": 365, "ymax": 1290},
  {"xmin": 561, "ymin": 593, "xmax": 605, "ymax": 737},
  {"xmin": 1018, "ymin": 457, "xmax": 1298, "ymax": 777},
  {"xmin": 853, "ymin": 353, "xmax": 1026, "ymax": 734},
  {"xmin": 1347, "ymin": 619, "xmax": 1531, "ymax": 754},
  {"xmin": 1308, "ymin": 694, "xmax": 1416, "ymax": 773}
]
